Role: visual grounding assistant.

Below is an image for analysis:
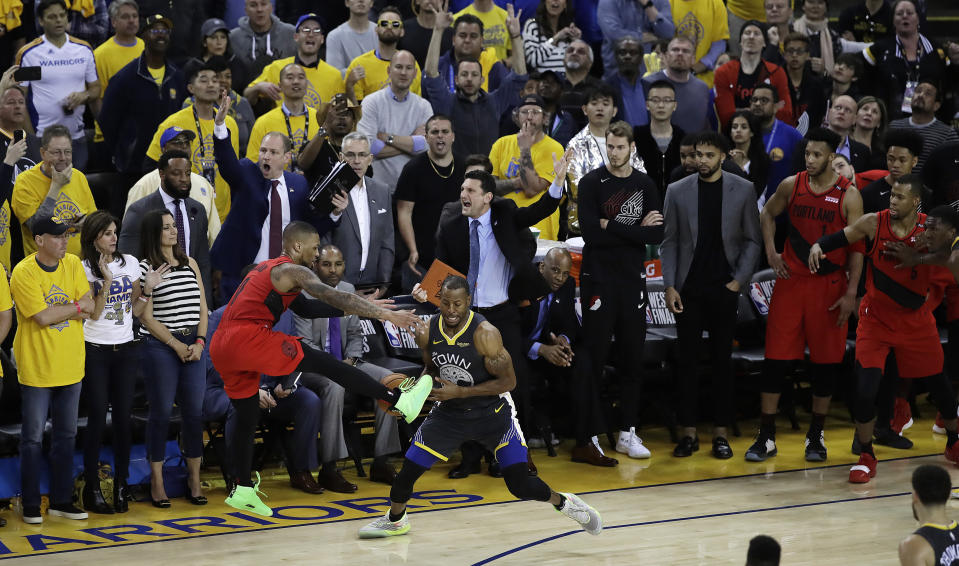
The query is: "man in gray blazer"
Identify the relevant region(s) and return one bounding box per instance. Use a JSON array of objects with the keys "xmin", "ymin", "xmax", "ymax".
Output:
[
  {"xmin": 119, "ymin": 150, "xmax": 212, "ymax": 305},
  {"xmin": 323, "ymin": 133, "xmax": 395, "ymax": 295},
  {"xmin": 292, "ymin": 245, "xmax": 400, "ymax": 493},
  {"xmin": 660, "ymin": 131, "xmax": 761, "ymax": 460}
]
